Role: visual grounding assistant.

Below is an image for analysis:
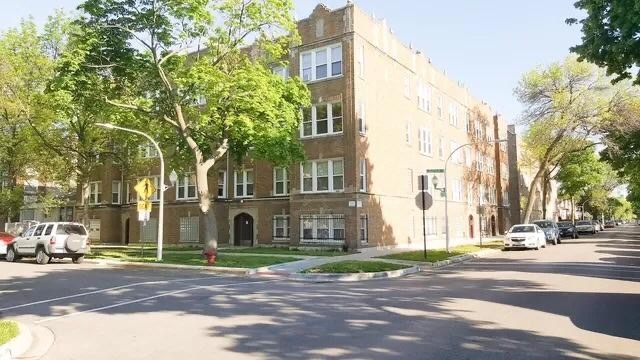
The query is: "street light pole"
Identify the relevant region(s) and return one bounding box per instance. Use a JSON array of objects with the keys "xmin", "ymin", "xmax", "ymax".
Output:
[
  {"xmin": 97, "ymin": 123, "xmax": 166, "ymax": 261},
  {"xmin": 442, "ymin": 139, "xmax": 507, "ymax": 253}
]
